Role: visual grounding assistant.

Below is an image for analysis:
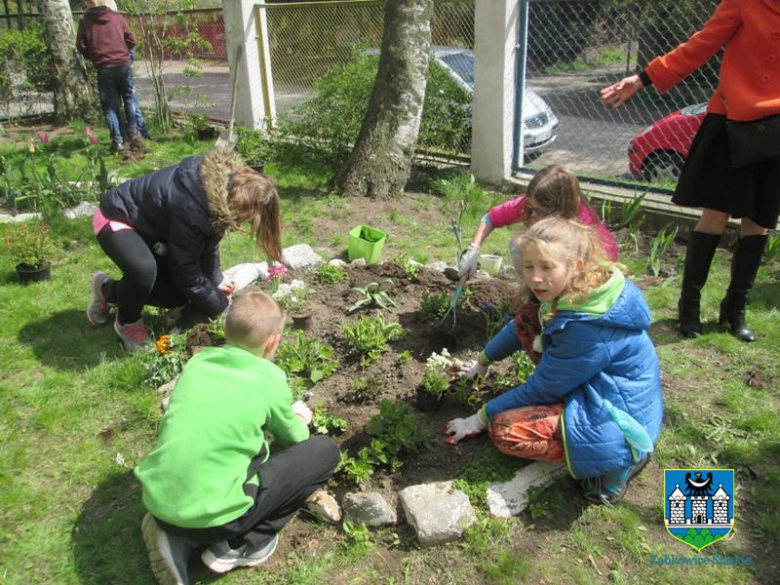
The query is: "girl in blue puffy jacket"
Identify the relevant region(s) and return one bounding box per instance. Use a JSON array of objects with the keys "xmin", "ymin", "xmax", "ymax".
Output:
[{"xmin": 446, "ymin": 217, "xmax": 663, "ymax": 505}]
